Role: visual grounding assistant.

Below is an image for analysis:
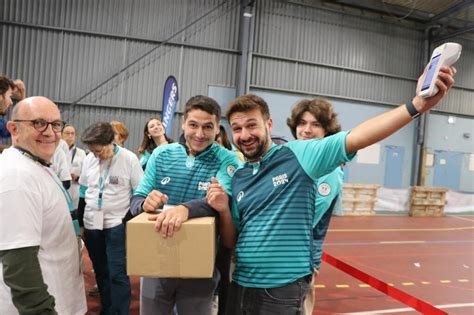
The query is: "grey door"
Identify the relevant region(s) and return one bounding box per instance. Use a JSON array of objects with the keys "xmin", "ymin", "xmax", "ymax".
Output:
[
  {"xmin": 384, "ymin": 145, "xmax": 404, "ymax": 188},
  {"xmin": 433, "ymin": 150, "xmax": 463, "ymax": 191}
]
